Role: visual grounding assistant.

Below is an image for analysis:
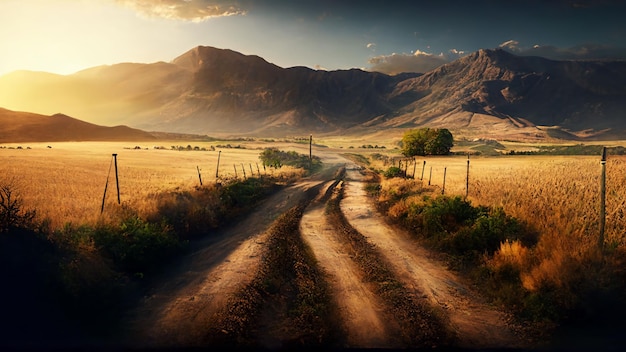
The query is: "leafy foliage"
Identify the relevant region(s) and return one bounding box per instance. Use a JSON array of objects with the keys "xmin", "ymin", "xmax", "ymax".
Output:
[
  {"xmin": 401, "ymin": 128, "xmax": 454, "ymax": 156},
  {"xmin": 398, "ymin": 195, "xmax": 531, "ymax": 262},
  {"xmin": 93, "ymin": 216, "xmax": 183, "ymax": 275},
  {"xmin": 259, "ymin": 147, "xmax": 322, "ymax": 171},
  {"xmin": 383, "ymin": 166, "xmax": 405, "ymax": 178}
]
